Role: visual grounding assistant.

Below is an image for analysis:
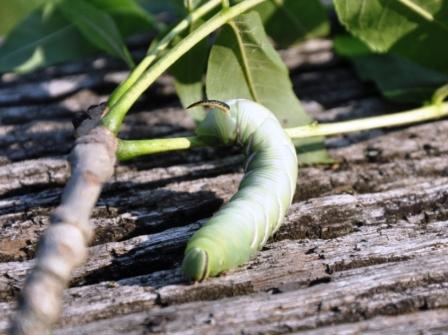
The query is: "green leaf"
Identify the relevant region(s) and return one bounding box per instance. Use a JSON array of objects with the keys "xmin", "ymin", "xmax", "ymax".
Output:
[
  {"xmin": 89, "ymin": 0, "xmax": 158, "ymax": 36},
  {"xmin": 334, "ymin": 0, "xmax": 448, "ymax": 74},
  {"xmin": 255, "ymin": 0, "xmax": 329, "ymax": 48},
  {"xmin": 171, "ymin": 19, "xmax": 209, "ymax": 122},
  {"xmin": 56, "ymin": 0, "xmax": 134, "ymax": 68},
  {"xmin": 0, "ymin": 0, "xmax": 43, "ymax": 36},
  {"xmin": 334, "ymin": 35, "xmax": 448, "ymax": 104},
  {"xmin": 206, "ymin": 11, "xmax": 330, "ymax": 164},
  {"xmin": 0, "ymin": 0, "xmax": 159, "ymax": 73},
  {"xmin": 0, "ymin": 3, "xmax": 97, "ymax": 73}
]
